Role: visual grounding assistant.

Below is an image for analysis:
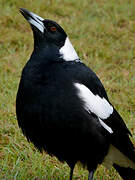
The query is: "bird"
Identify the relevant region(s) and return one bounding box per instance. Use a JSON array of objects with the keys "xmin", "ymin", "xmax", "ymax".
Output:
[{"xmin": 16, "ymin": 8, "xmax": 135, "ymax": 180}]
